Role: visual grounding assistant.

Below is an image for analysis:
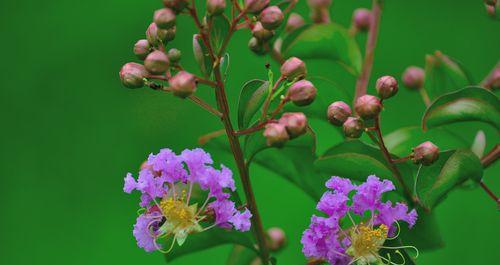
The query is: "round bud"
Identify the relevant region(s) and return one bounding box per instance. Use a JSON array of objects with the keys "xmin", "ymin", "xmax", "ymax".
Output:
[
  {"xmin": 248, "ymin": 37, "xmax": 265, "ymax": 55},
  {"xmin": 207, "ymin": 0, "xmax": 226, "ymax": 15},
  {"xmin": 327, "ymin": 101, "xmax": 352, "ymax": 126},
  {"xmin": 154, "ymin": 8, "xmax": 176, "ymax": 29},
  {"xmin": 163, "ymin": 0, "xmax": 189, "ymax": 13},
  {"xmin": 144, "ymin": 50, "xmax": 169, "ymax": 75},
  {"xmin": 343, "ymin": 117, "xmax": 364, "ymax": 138},
  {"xmin": 402, "ymin": 66, "xmax": 425, "ymax": 90},
  {"xmin": 288, "ymin": 80, "xmax": 317, "ymax": 106},
  {"xmin": 260, "ymin": 6, "xmax": 284, "ymax": 30},
  {"xmin": 486, "ymin": 4, "xmax": 496, "ymax": 17},
  {"xmin": 133, "ymin": 39, "xmax": 151, "ymax": 60},
  {"xmin": 279, "ymin": 112, "xmax": 308, "ymax": 139},
  {"xmin": 119, "ymin": 63, "xmax": 147, "ymax": 89},
  {"xmin": 354, "ymin": 95, "xmax": 382, "ymax": 119},
  {"xmin": 412, "ymin": 141, "xmax": 439, "ymax": 166},
  {"xmin": 280, "ymin": 57, "xmax": 307, "ymax": 81},
  {"xmin": 169, "ymin": 71, "xmax": 197, "ymax": 98},
  {"xmin": 146, "ymin": 23, "xmax": 160, "ymax": 46},
  {"xmin": 158, "ymin": 26, "xmax": 176, "ymax": 42},
  {"xmin": 352, "ymin": 8, "xmax": 372, "ymax": 31},
  {"xmin": 167, "ymin": 48, "xmax": 182, "ymax": 63},
  {"xmin": 307, "ymin": 0, "xmax": 332, "ymax": 9},
  {"xmin": 263, "ymin": 123, "xmax": 289, "ymax": 147},
  {"xmin": 375, "ymin": 75, "xmax": 398, "ymax": 99},
  {"xmin": 285, "ymin": 13, "xmax": 305, "ymax": 32},
  {"xmin": 267, "ymin": 227, "xmax": 287, "ymax": 251},
  {"xmin": 245, "ymin": 0, "xmax": 270, "ymax": 14},
  {"xmin": 252, "ymin": 22, "xmax": 274, "ymax": 42}
]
